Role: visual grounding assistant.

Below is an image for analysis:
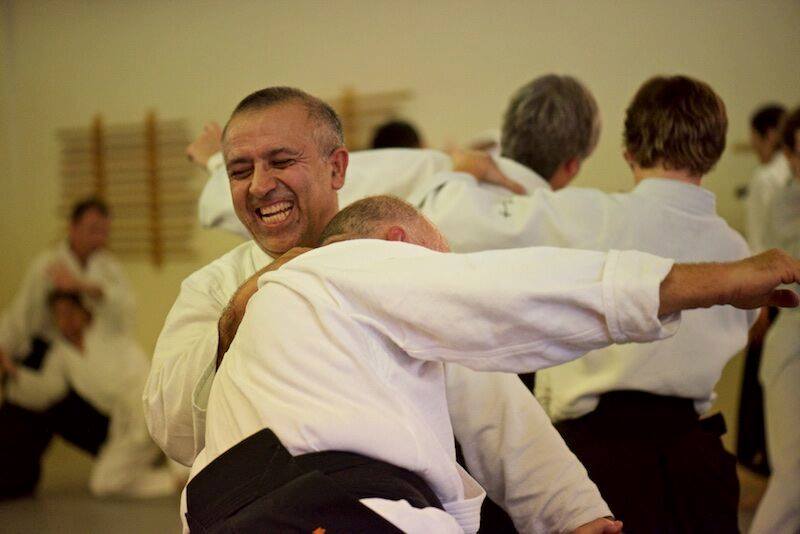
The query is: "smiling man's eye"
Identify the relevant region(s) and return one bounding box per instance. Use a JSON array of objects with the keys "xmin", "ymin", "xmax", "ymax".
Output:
[
  {"xmin": 228, "ymin": 168, "xmax": 252, "ymax": 180},
  {"xmin": 272, "ymin": 159, "xmax": 295, "ymax": 168}
]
